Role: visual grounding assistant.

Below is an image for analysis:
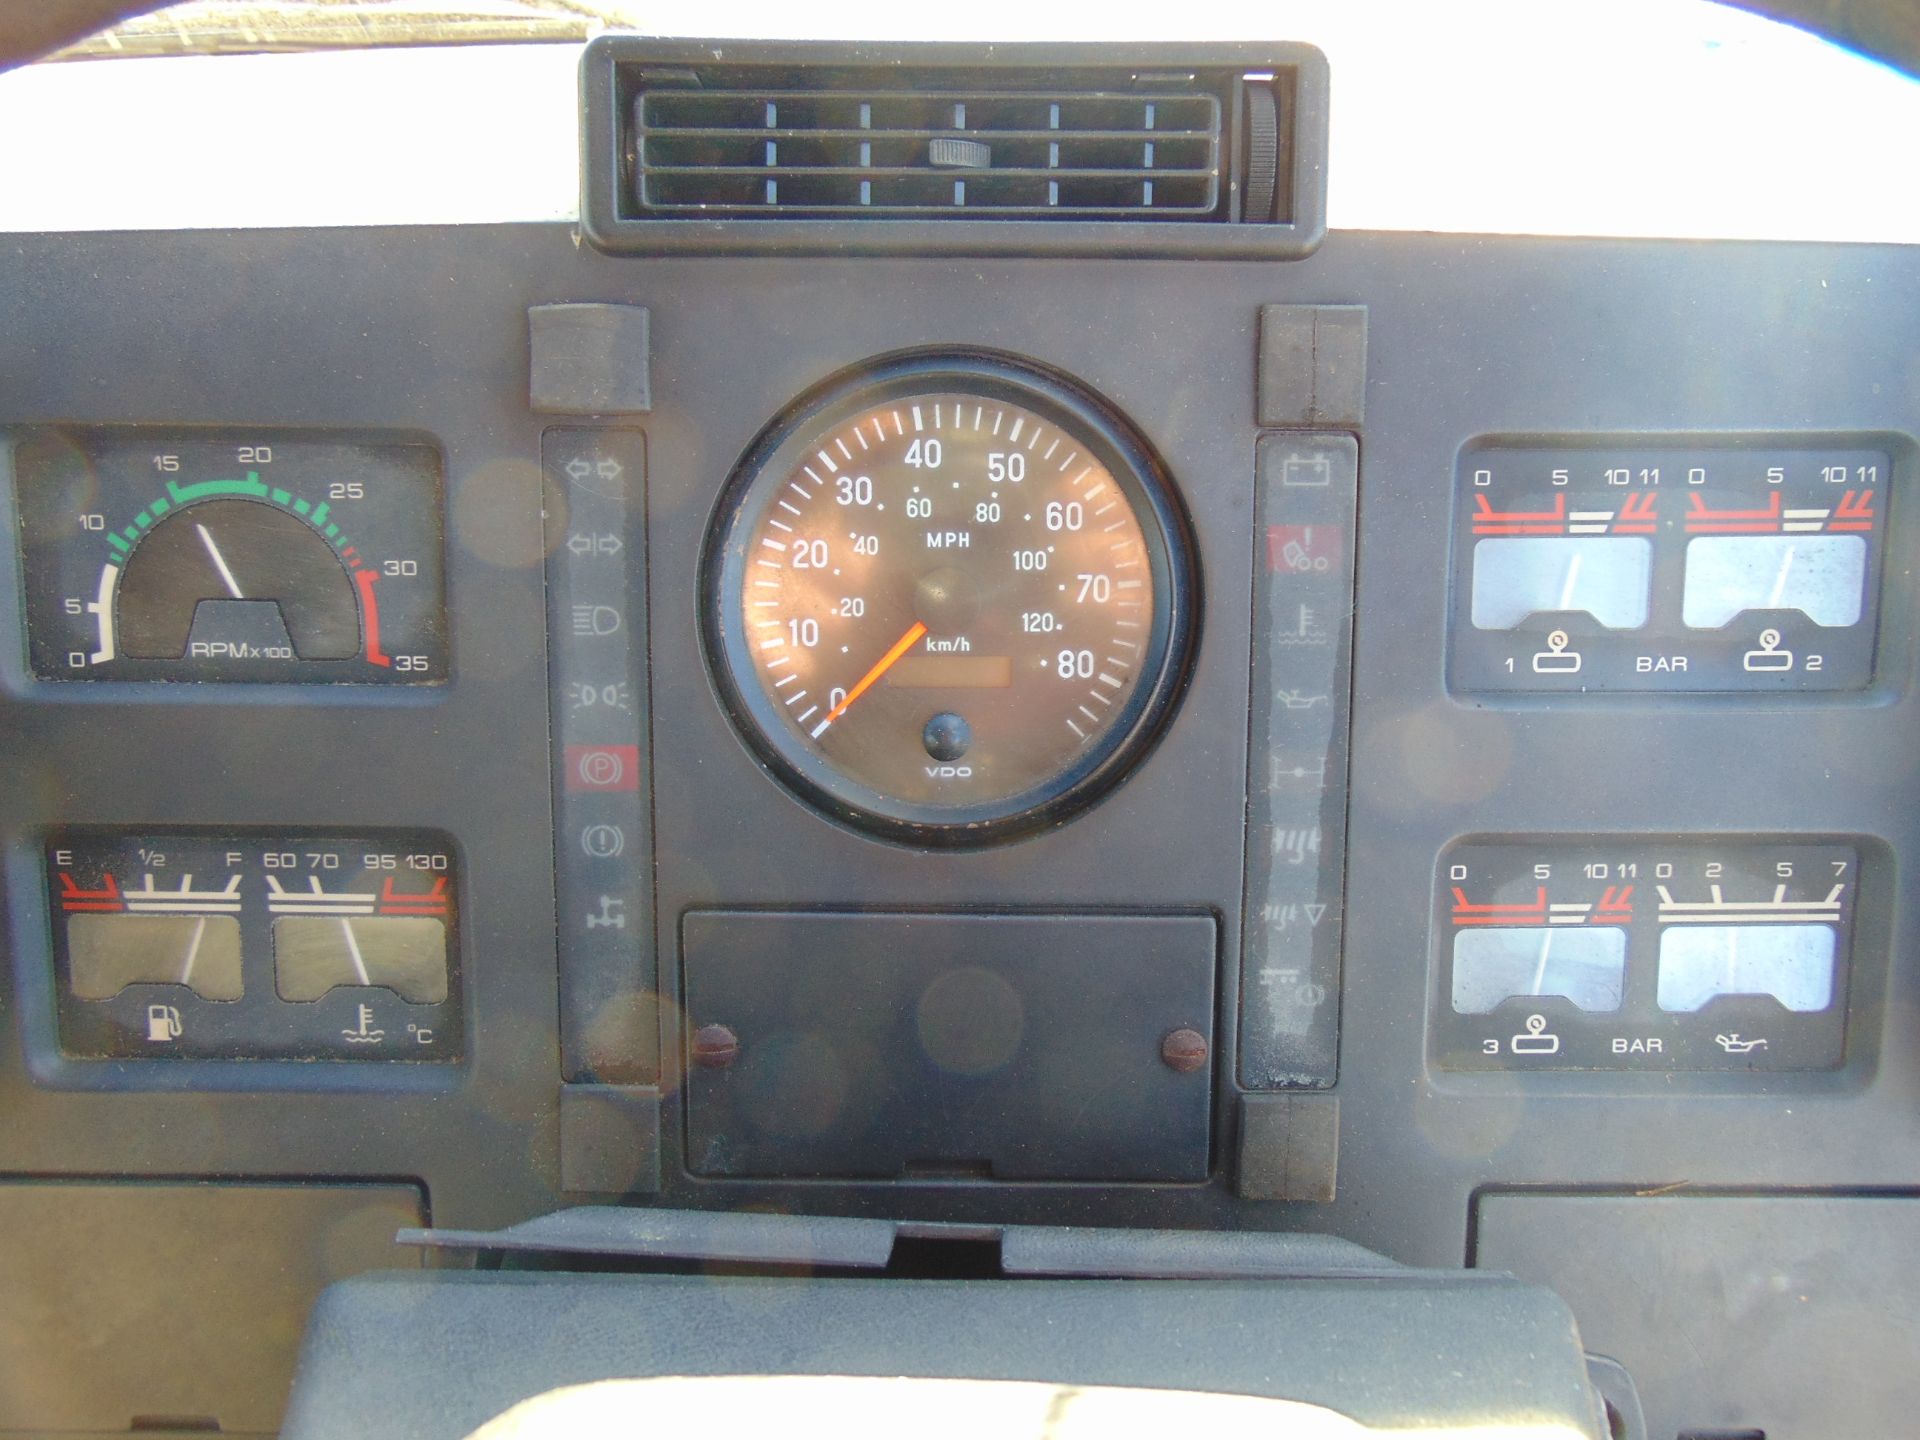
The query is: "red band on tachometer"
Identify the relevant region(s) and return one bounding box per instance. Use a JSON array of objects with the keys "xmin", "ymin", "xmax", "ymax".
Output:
[{"xmin": 355, "ymin": 569, "xmax": 392, "ymax": 666}]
